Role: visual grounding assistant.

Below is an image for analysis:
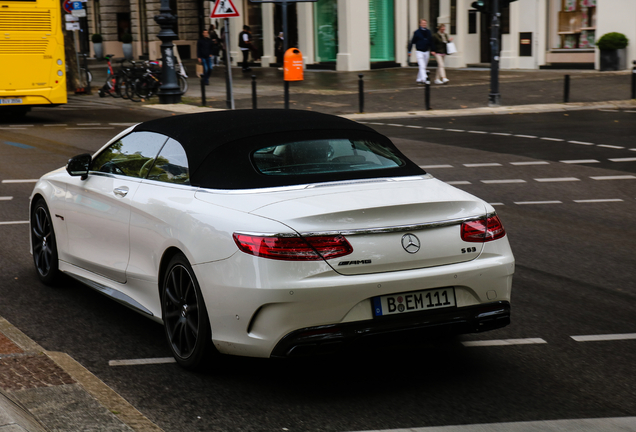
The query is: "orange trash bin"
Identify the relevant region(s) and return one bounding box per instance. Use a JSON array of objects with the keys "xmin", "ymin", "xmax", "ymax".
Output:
[{"xmin": 284, "ymin": 48, "xmax": 304, "ymax": 82}]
